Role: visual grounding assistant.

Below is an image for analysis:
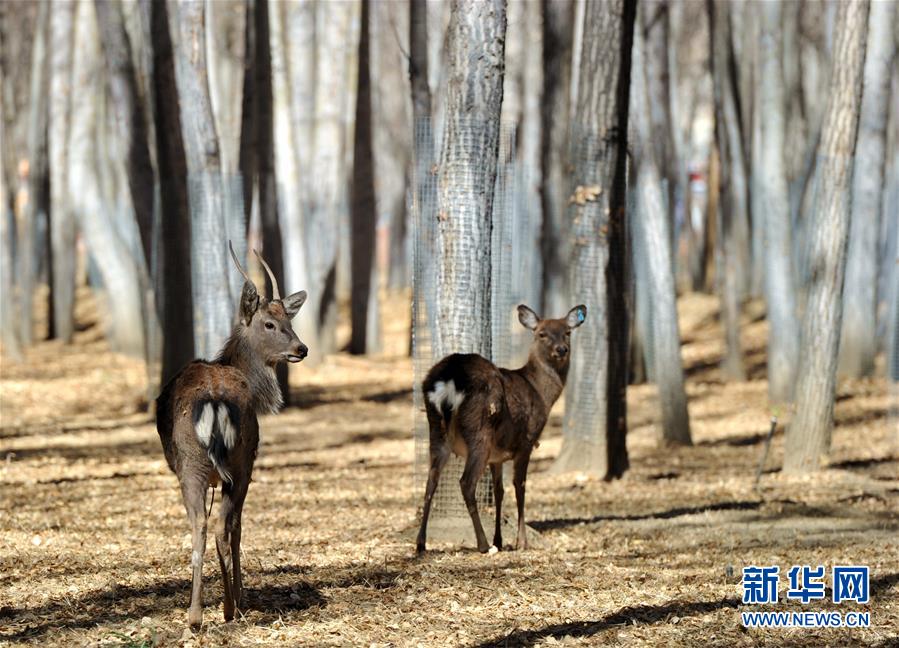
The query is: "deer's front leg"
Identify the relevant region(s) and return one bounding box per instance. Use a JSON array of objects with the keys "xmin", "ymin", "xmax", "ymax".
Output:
[{"xmin": 512, "ymin": 454, "xmax": 530, "ymax": 550}]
